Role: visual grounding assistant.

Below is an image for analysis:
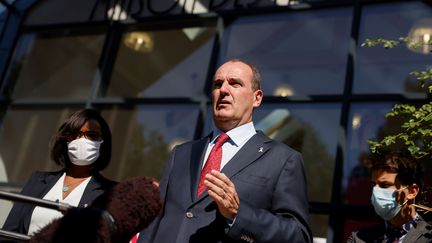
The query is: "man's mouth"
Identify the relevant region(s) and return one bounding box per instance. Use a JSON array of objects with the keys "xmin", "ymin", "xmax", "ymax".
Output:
[
  {"xmin": 216, "ymin": 100, "xmax": 231, "ymax": 110},
  {"xmin": 218, "ymin": 99, "xmax": 230, "ymax": 105}
]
